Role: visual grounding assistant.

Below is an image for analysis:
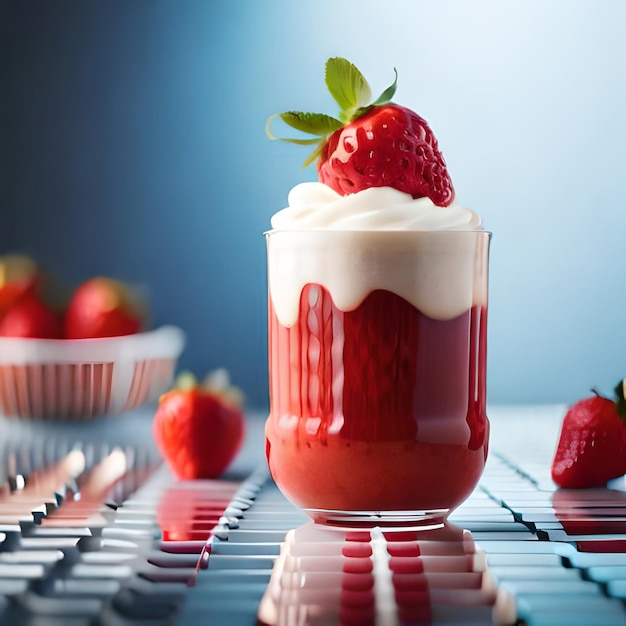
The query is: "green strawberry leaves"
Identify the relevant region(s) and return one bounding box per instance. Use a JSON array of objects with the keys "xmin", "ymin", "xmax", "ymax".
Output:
[
  {"xmin": 615, "ymin": 379, "xmax": 626, "ymax": 419},
  {"xmin": 371, "ymin": 67, "xmax": 398, "ymax": 107},
  {"xmin": 266, "ymin": 57, "xmax": 398, "ymax": 167},
  {"xmin": 326, "ymin": 57, "xmax": 398, "ymax": 122},
  {"xmin": 266, "ymin": 112, "xmax": 342, "ymax": 143},
  {"xmin": 326, "ymin": 57, "xmax": 372, "ymax": 122},
  {"xmin": 265, "ymin": 112, "xmax": 342, "ymax": 167}
]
